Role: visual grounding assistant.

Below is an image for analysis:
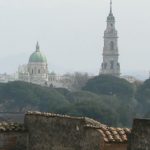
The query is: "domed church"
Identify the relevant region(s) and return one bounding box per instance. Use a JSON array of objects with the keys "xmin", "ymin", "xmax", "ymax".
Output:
[
  {"xmin": 18, "ymin": 42, "xmax": 72, "ymax": 88},
  {"xmin": 18, "ymin": 42, "xmax": 49, "ymax": 85},
  {"xmin": 28, "ymin": 42, "xmax": 48, "ymax": 85}
]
